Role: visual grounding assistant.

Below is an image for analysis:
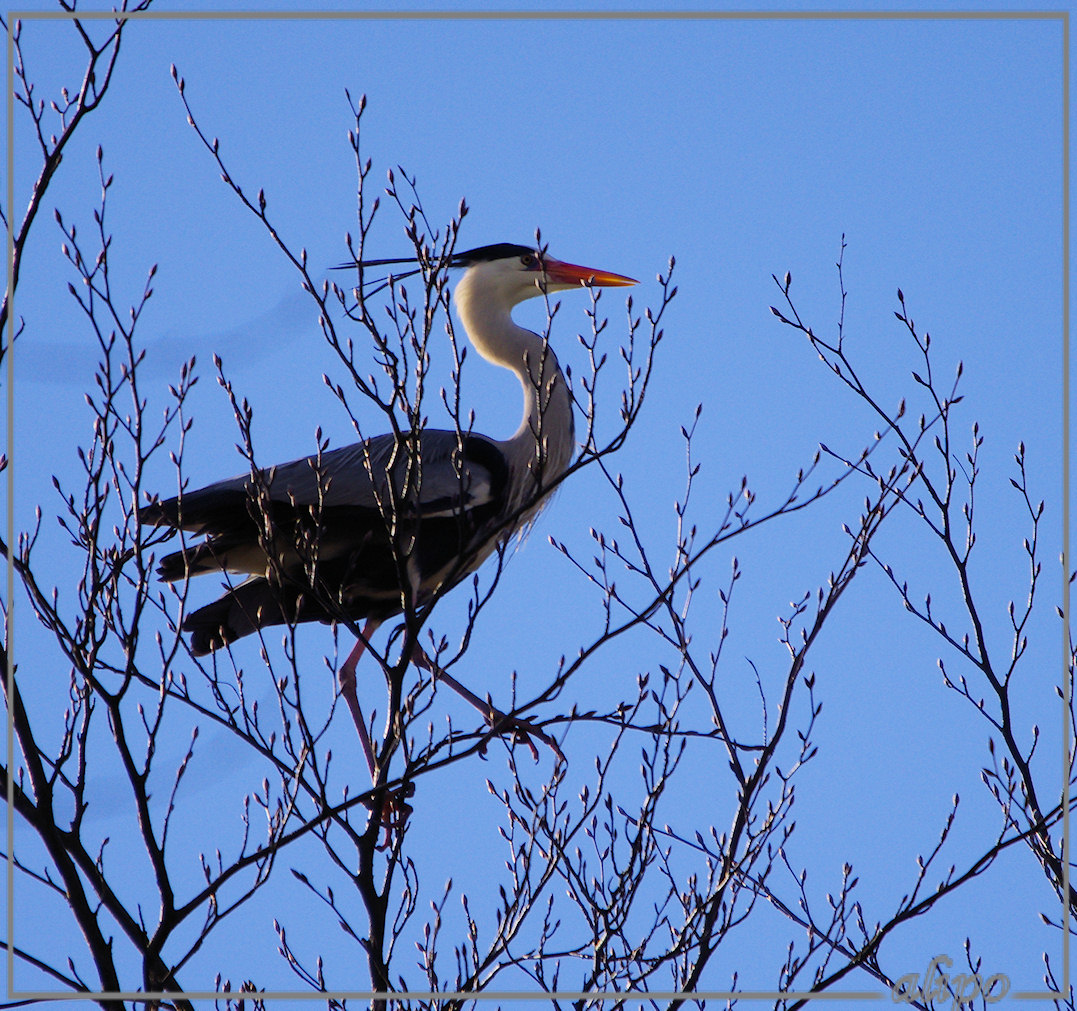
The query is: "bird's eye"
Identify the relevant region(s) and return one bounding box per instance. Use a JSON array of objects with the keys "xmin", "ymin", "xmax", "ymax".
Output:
[{"xmin": 520, "ymin": 254, "xmax": 534, "ymax": 268}]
